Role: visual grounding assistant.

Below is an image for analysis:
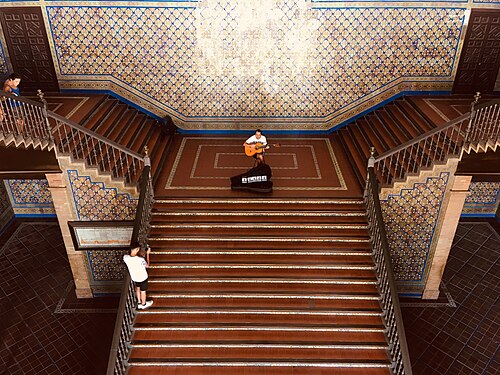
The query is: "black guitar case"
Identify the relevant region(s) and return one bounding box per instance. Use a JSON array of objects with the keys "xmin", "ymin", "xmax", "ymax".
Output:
[{"xmin": 230, "ymin": 163, "xmax": 273, "ymax": 193}]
